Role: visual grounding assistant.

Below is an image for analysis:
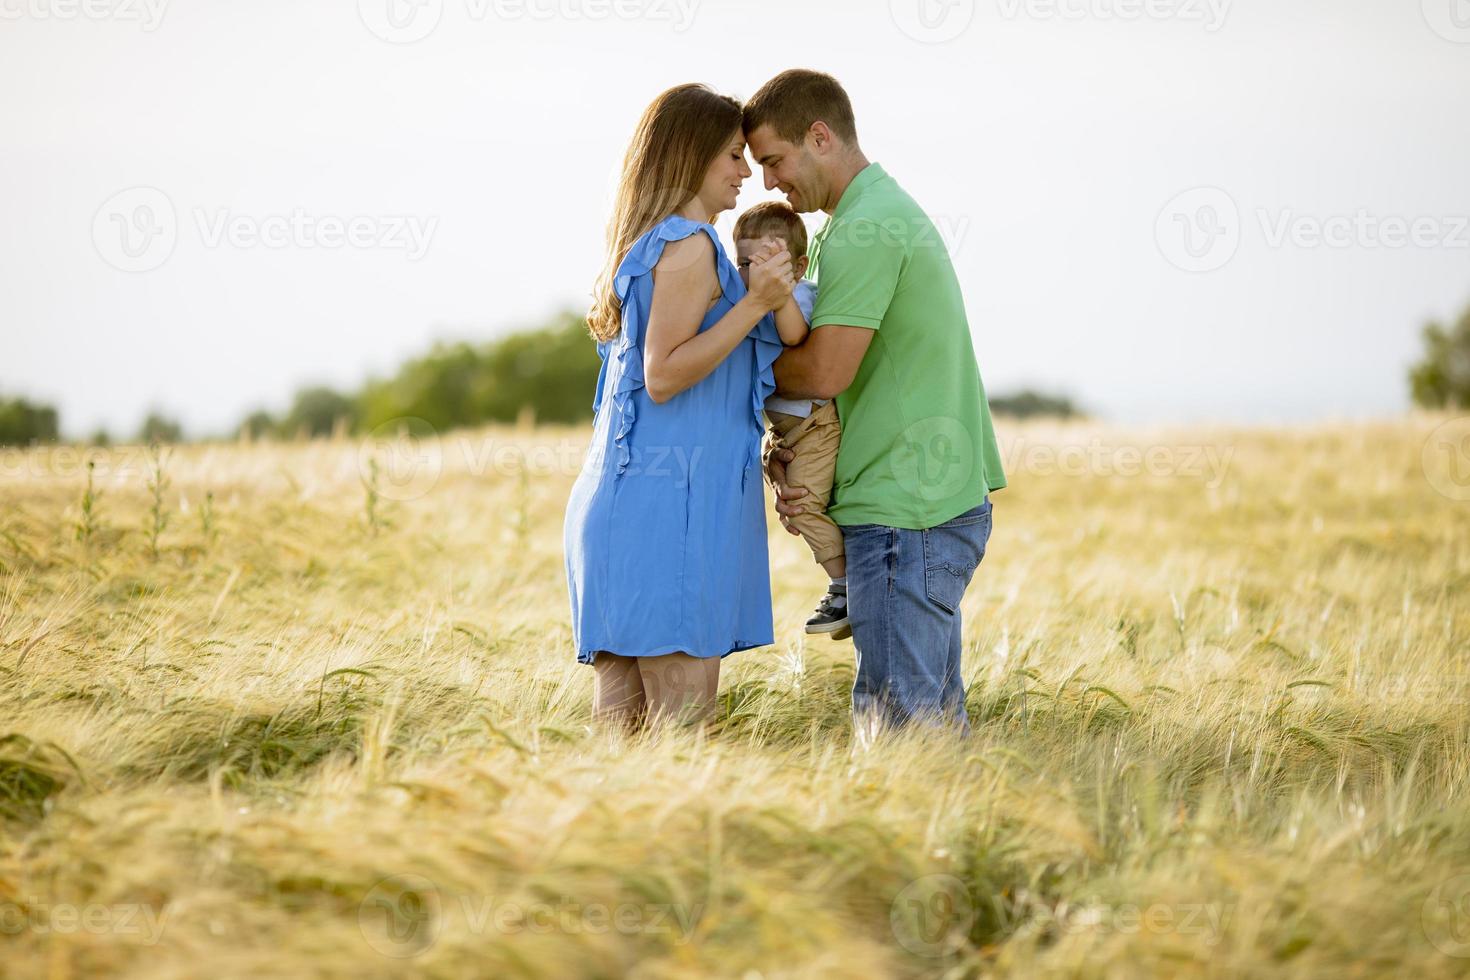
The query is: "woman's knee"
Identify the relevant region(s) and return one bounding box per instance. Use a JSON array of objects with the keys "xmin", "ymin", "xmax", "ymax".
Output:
[
  {"xmin": 592, "ymin": 653, "xmax": 645, "ymax": 716},
  {"xmin": 639, "ymin": 653, "xmax": 719, "ymax": 717}
]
